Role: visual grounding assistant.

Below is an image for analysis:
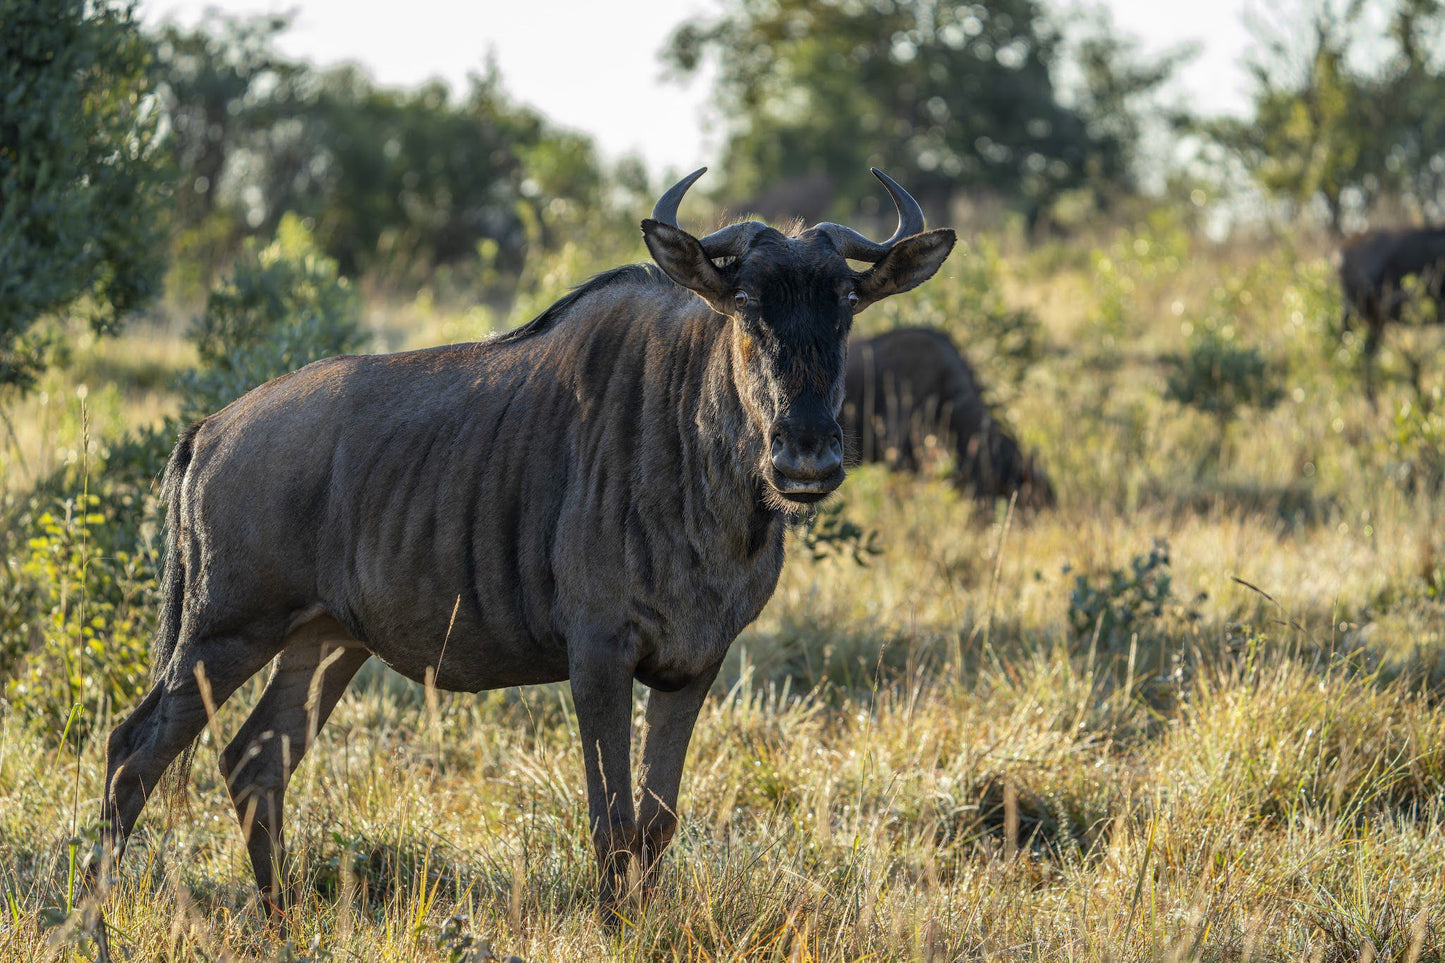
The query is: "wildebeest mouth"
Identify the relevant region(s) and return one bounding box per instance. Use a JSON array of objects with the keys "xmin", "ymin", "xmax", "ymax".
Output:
[{"xmin": 769, "ymin": 467, "xmax": 846, "ymax": 504}]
